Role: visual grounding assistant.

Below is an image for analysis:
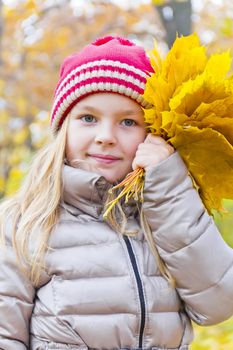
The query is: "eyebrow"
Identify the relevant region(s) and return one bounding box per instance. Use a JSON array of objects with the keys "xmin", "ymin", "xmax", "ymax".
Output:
[{"xmin": 77, "ymin": 105, "xmax": 142, "ymax": 116}]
